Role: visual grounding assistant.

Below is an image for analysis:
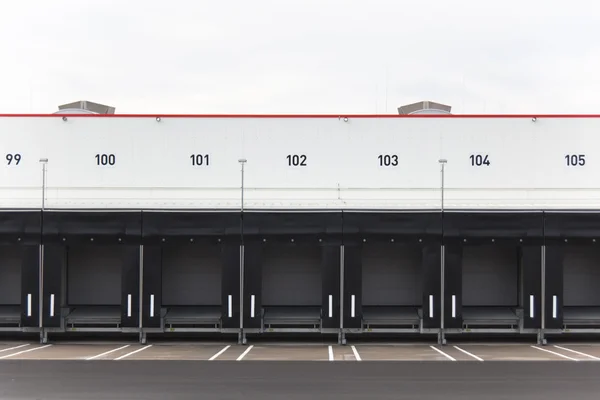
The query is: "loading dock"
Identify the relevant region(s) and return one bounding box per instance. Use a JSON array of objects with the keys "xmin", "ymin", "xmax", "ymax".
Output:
[
  {"xmin": 544, "ymin": 212, "xmax": 600, "ymax": 334},
  {"xmin": 161, "ymin": 245, "xmax": 222, "ymax": 329},
  {"xmin": 342, "ymin": 212, "xmax": 442, "ymax": 339},
  {"xmin": 242, "ymin": 212, "xmax": 342, "ymax": 339},
  {"xmin": 140, "ymin": 212, "xmax": 241, "ymax": 342},
  {"xmin": 561, "ymin": 246, "xmax": 600, "ymax": 330},
  {"xmin": 0, "ymin": 212, "xmax": 41, "ymax": 333},
  {"xmin": 360, "ymin": 244, "xmax": 423, "ymax": 331},
  {"xmin": 443, "ymin": 212, "xmax": 543, "ymax": 337},
  {"xmin": 41, "ymin": 212, "xmax": 141, "ymax": 343}
]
